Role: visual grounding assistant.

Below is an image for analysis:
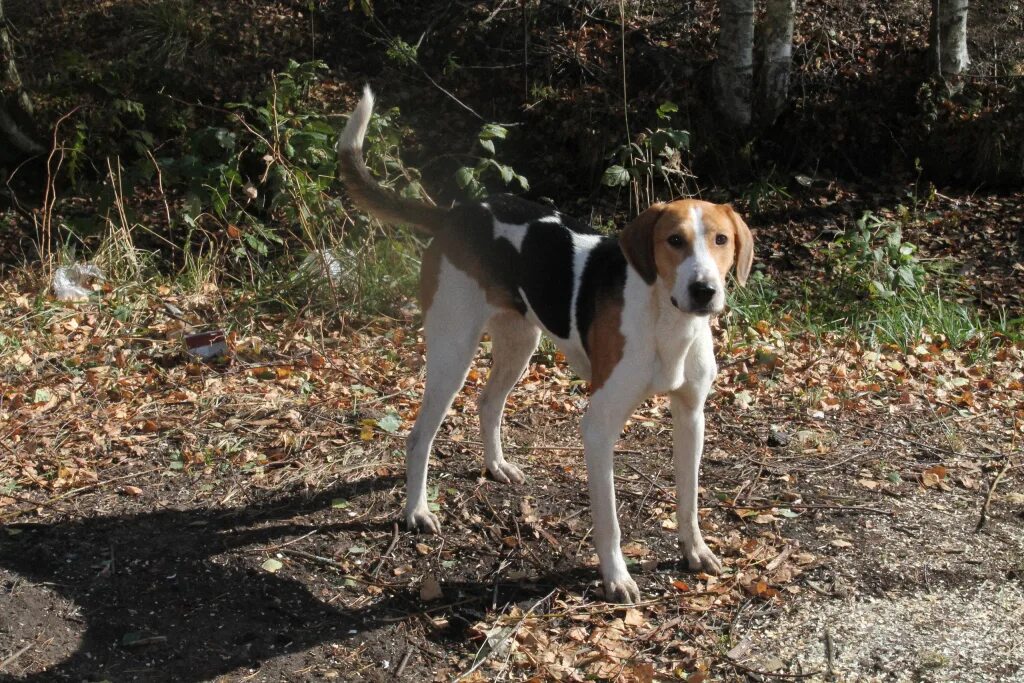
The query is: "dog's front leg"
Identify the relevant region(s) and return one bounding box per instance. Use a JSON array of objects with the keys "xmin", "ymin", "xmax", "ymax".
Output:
[
  {"xmin": 670, "ymin": 391, "xmax": 722, "ymax": 575},
  {"xmin": 582, "ymin": 394, "xmax": 640, "ymax": 604}
]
